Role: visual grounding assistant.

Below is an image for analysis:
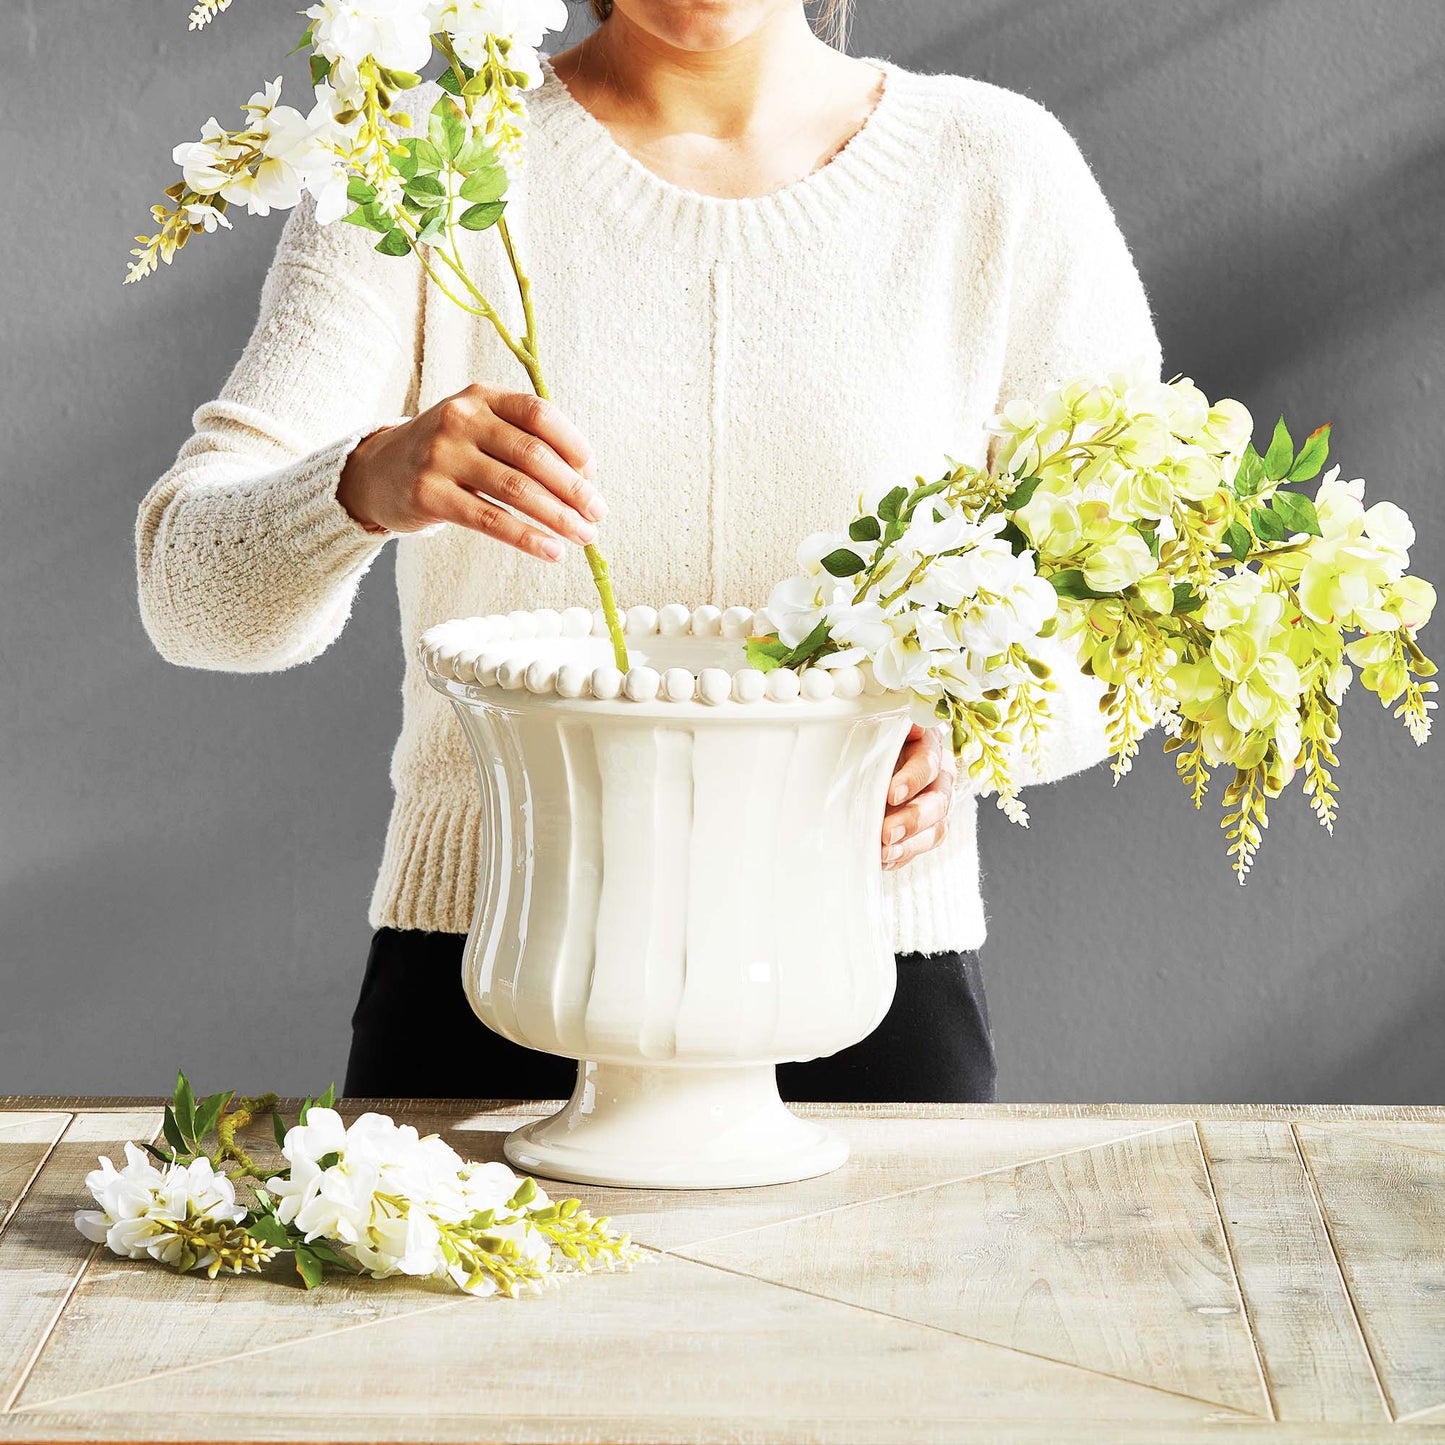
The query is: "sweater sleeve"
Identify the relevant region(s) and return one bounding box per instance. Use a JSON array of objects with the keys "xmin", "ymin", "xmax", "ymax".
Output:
[
  {"xmin": 134, "ymin": 189, "xmax": 425, "ymax": 673},
  {"xmin": 989, "ymin": 99, "xmax": 1166, "ymax": 792}
]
